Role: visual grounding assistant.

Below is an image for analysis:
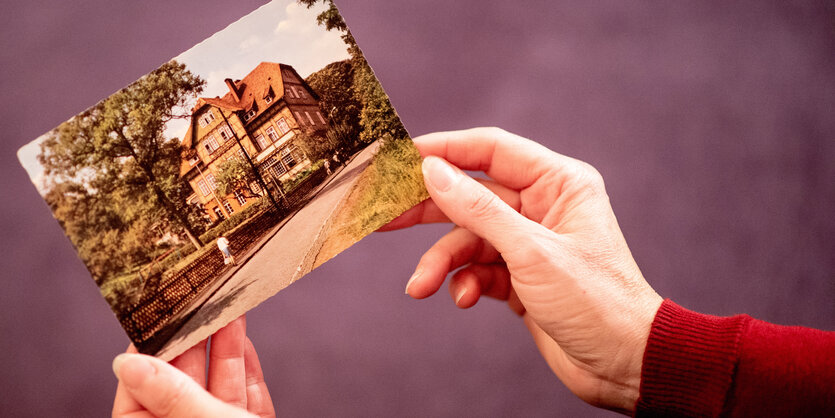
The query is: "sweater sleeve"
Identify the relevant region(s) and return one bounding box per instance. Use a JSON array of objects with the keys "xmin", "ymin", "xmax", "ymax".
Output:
[{"xmin": 634, "ymin": 299, "xmax": 835, "ymax": 417}]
